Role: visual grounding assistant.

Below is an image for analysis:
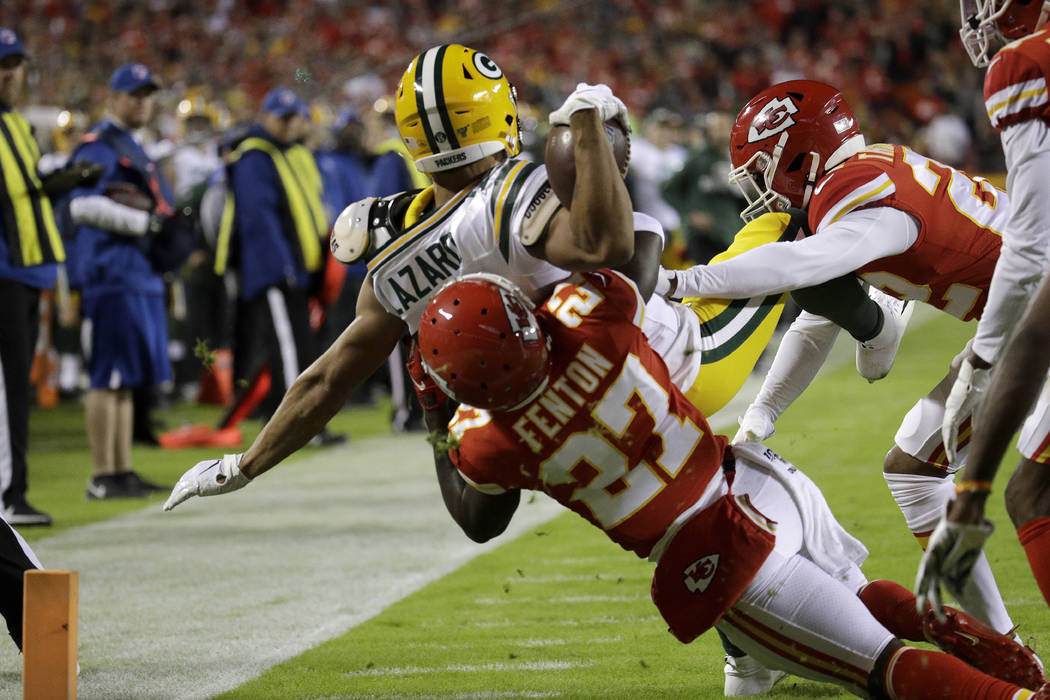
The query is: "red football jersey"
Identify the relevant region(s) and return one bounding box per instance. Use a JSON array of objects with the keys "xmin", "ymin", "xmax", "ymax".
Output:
[
  {"xmin": 807, "ymin": 144, "xmax": 1006, "ymax": 321},
  {"xmin": 448, "ymin": 270, "xmax": 728, "ymax": 558},
  {"xmin": 984, "ymin": 29, "xmax": 1050, "ymax": 132}
]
